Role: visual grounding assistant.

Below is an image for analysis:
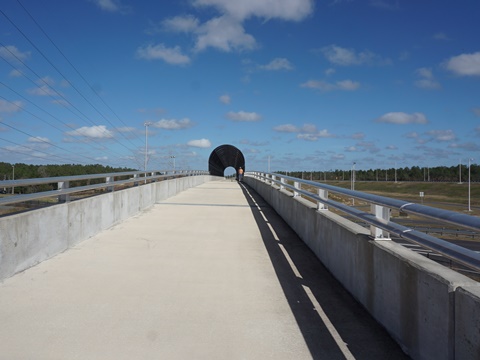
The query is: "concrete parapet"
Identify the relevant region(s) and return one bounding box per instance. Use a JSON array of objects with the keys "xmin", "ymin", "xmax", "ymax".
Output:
[
  {"xmin": 455, "ymin": 285, "xmax": 480, "ymax": 359},
  {"xmin": 0, "ymin": 175, "xmax": 215, "ymax": 282},
  {"xmin": 245, "ymin": 176, "xmax": 480, "ymax": 360}
]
